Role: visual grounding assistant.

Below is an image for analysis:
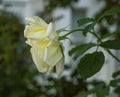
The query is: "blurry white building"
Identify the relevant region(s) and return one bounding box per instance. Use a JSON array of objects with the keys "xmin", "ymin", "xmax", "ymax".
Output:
[{"xmin": 1, "ymin": 0, "xmax": 45, "ymax": 22}]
